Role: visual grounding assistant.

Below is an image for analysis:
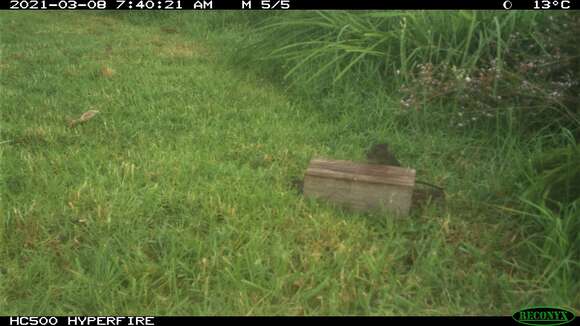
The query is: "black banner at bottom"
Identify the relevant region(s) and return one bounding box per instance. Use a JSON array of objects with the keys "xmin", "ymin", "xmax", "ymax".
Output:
[{"xmin": 0, "ymin": 316, "xmax": 525, "ymax": 326}]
